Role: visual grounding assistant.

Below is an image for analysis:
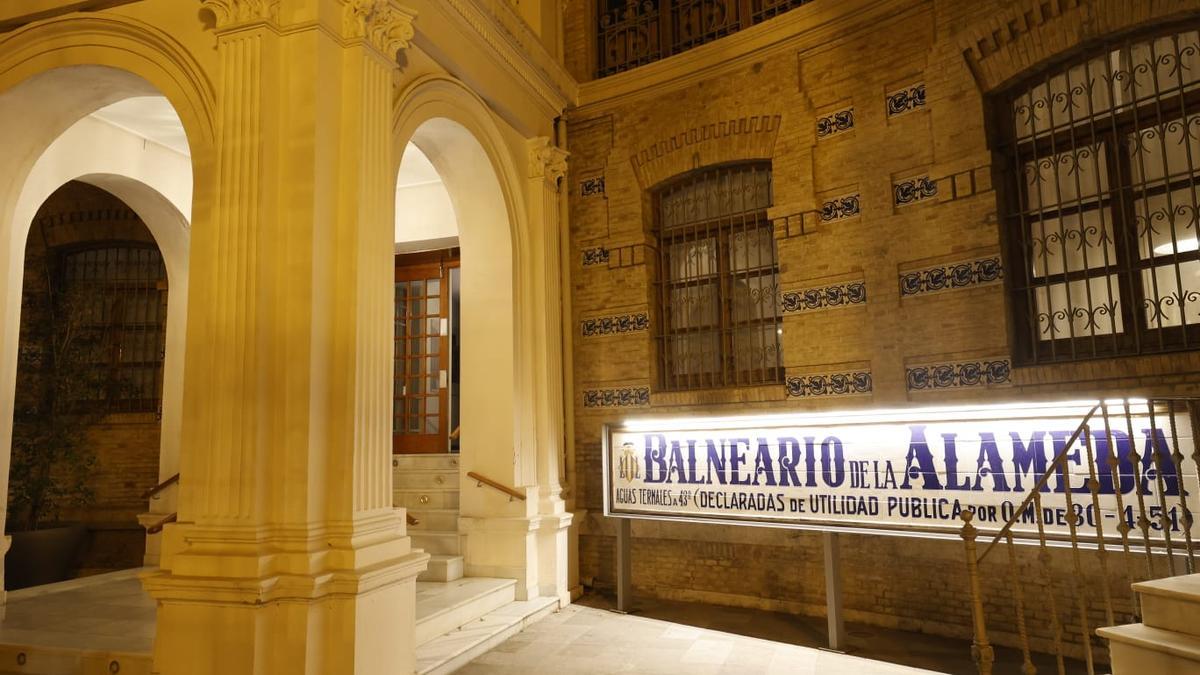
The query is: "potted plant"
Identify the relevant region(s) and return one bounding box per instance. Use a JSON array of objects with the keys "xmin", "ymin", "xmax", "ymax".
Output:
[{"xmin": 5, "ymin": 275, "xmax": 105, "ymax": 590}]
